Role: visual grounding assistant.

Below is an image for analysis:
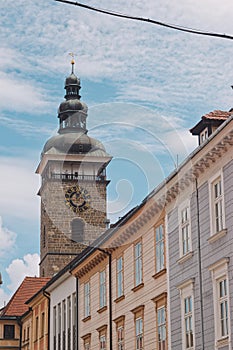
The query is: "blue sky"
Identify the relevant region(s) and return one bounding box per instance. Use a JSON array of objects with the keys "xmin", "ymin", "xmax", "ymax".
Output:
[{"xmin": 0, "ymin": 0, "xmax": 233, "ymax": 306}]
